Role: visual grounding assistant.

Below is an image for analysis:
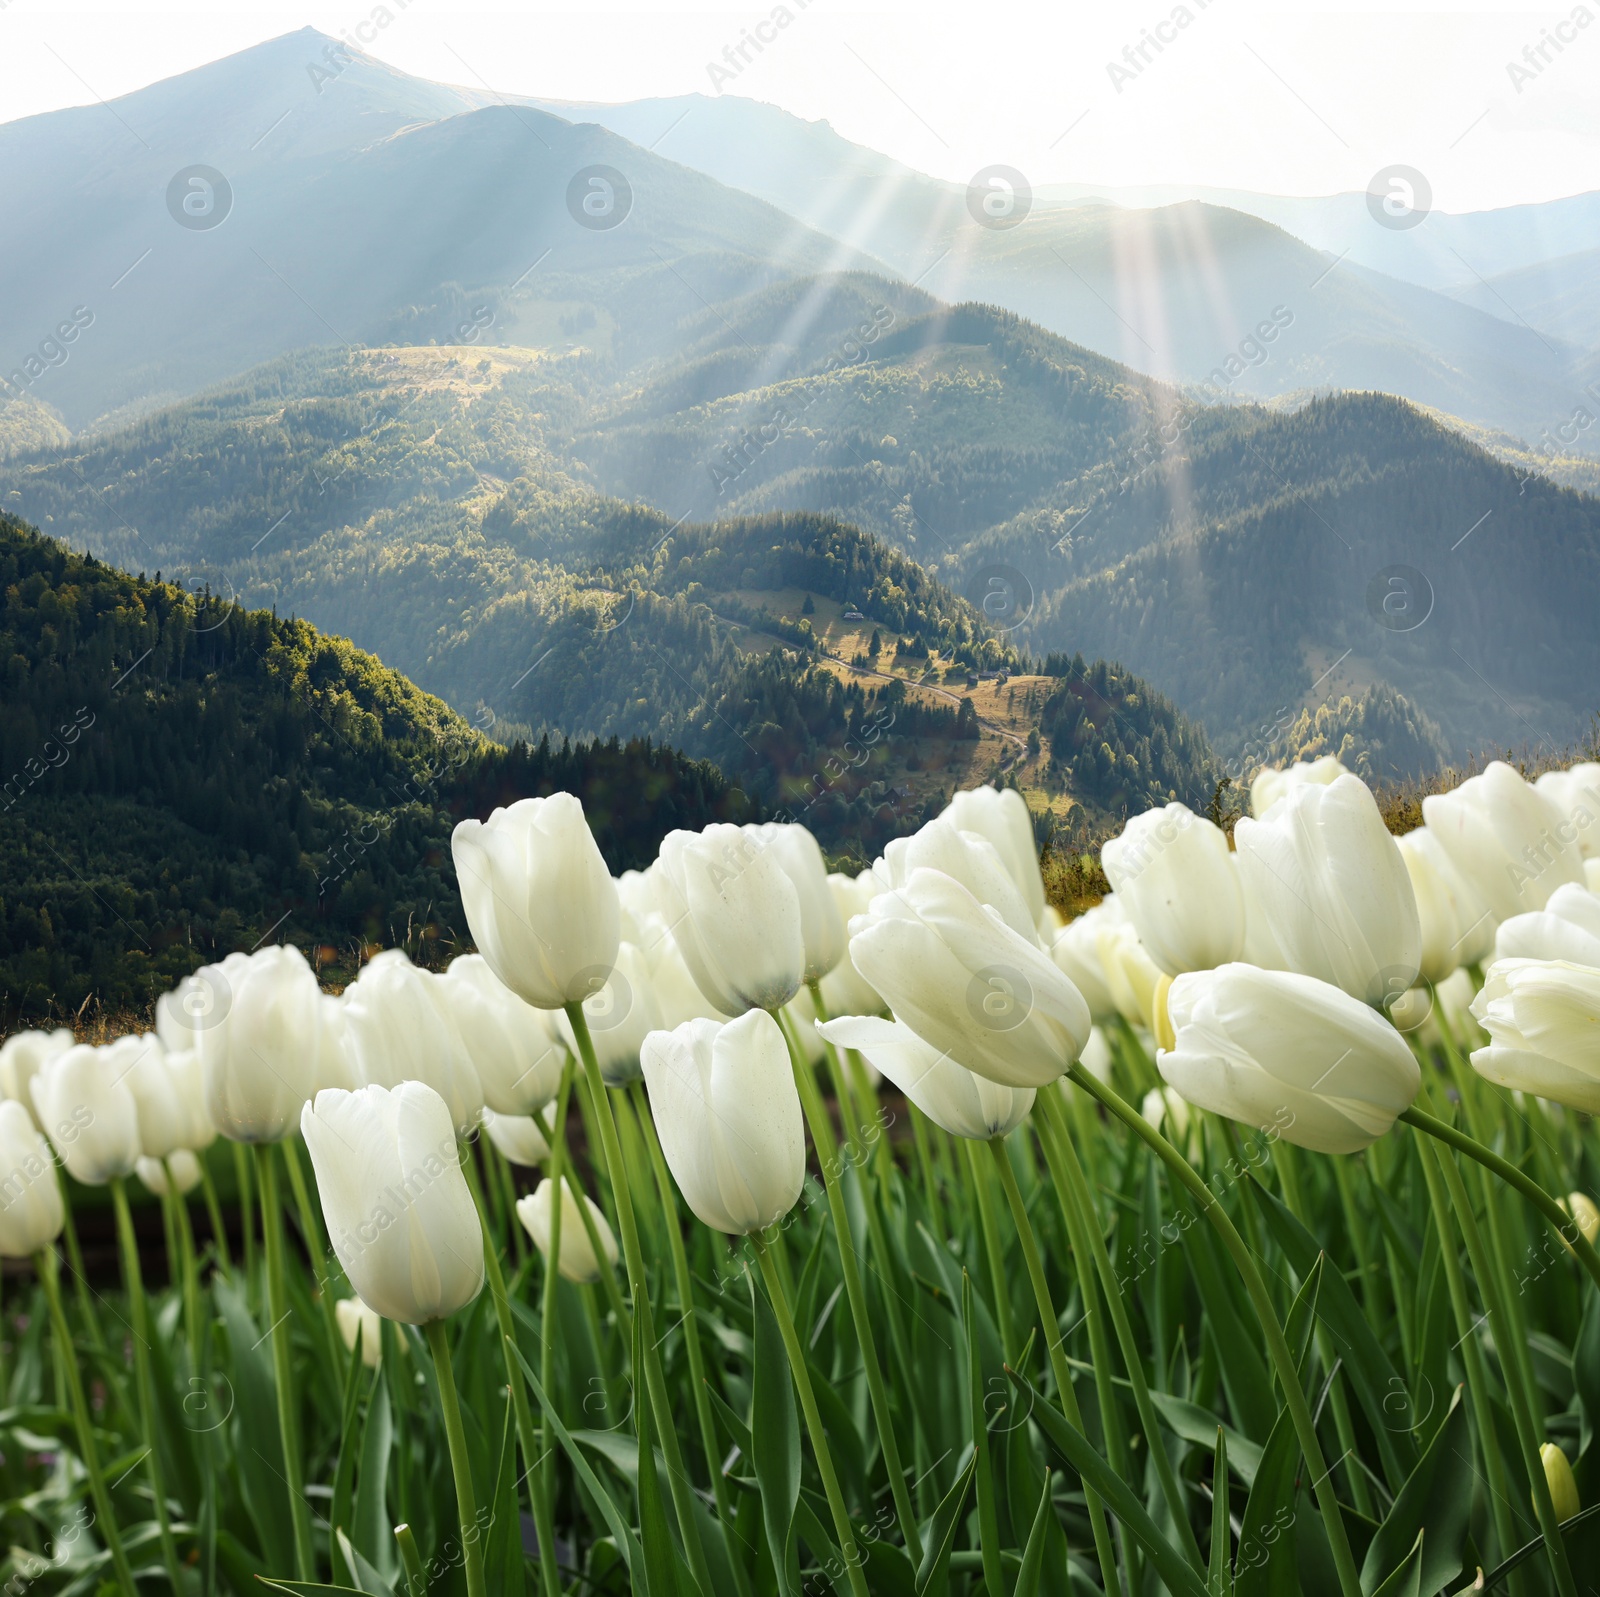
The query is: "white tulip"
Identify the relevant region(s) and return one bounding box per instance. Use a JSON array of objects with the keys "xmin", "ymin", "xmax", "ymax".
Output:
[
  {"xmin": 1398, "ymin": 827, "xmax": 1496, "ymax": 982},
  {"xmin": 337, "ymin": 1296, "xmax": 386, "ymax": 1367},
  {"xmin": 817, "ymin": 1015, "xmax": 1033, "ymax": 1140},
  {"xmin": 1095, "ymin": 917, "xmax": 1164, "ymax": 1032},
  {"xmin": 1587, "ymin": 859, "xmax": 1600, "ymax": 895},
  {"xmin": 343, "ymin": 951, "xmax": 484, "ymax": 1139},
  {"xmin": 32, "ymin": 1043, "xmax": 142, "ymax": 1184},
  {"xmin": 640, "ymin": 1010, "xmax": 806, "ymax": 1234},
  {"xmin": 818, "ymin": 873, "xmax": 884, "ymax": 1018},
  {"xmin": 556, "ymin": 942, "xmax": 662, "ymax": 1087},
  {"xmin": 1102, "ymin": 804, "xmax": 1244, "ymax": 975},
  {"xmin": 137, "ymin": 1149, "xmax": 202, "ymax": 1197},
  {"xmin": 1389, "ymin": 968, "xmax": 1480, "ymax": 1048},
  {"xmin": 1470, "ymin": 958, "xmax": 1600, "ymax": 1112},
  {"xmin": 945, "ymin": 785, "xmax": 1047, "ymax": 927},
  {"xmin": 302, "ymin": 1082, "xmax": 484, "ymax": 1324},
  {"xmin": 1142, "ymin": 1085, "xmax": 1192, "ymax": 1142},
  {"xmin": 648, "ymin": 929, "xmax": 725, "ymax": 1028},
  {"xmin": 1251, "ymin": 755, "xmax": 1348, "ymax": 817},
  {"xmin": 433, "ymin": 955, "xmax": 565, "ymax": 1115},
  {"xmin": 0, "ymin": 1029, "xmax": 72, "ymax": 1129},
  {"xmin": 481, "ymin": 1108, "xmax": 550, "ymax": 1167},
  {"xmin": 1235, "ymin": 774, "xmax": 1421, "ymax": 1006},
  {"xmin": 1535, "ymin": 764, "xmax": 1600, "ymax": 858},
  {"xmin": 0, "ymin": 1099, "xmax": 63, "ymax": 1257},
  {"xmin": 849, "ymin": 868, "xmax": 1090, "ymax": 1089},
  {"xmin": 315, "ymin": 996, "xmax": 359, "ymax": 1094},
  {"xmin": 517, "ymin": 1181, "xmax": 618, "ymax": 1282},
  {"xmin": 1233, "ymin": 853, "xmax": 1289, "ymax": 970},
  {"xmin": 877, "ymin": 814, "xmax": 1037, "ymax": 940},
  {"xmin": 124, "ymin": 1035, "xmax": 213, "ymax": 1160},
  {"xmin": 1158, "ymin": 964, "xmax": 1420, "ymax": 1154},
  {"xmin": 452, "ymin": 792, "xmax": 621, "ymax": 1009},
  {"xmin": 190, "ymin": 947, "xmax": 324, "ymax": 1144},
  {"xmin": 1492, "ymin": 883, "xmax": 1600, "ymax": 969},
  {"xmin": 656, "ymin": 825, "xmax": 806, "ymax": 1016},
  {"xmin": 745, "ymin": 823, "xmax": 845, "ymax": 982},
  {"xmin": 1049, "ymin": 903, "xmax": 1119, "ymax": 1024},
  {"xmin": 1424, "ymin": 760, "xmax": 1585, "ymax": 922},
  {"xmin": 1080, "ymin": 1024, "xmax": 1113, "ymax": 1084}
]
